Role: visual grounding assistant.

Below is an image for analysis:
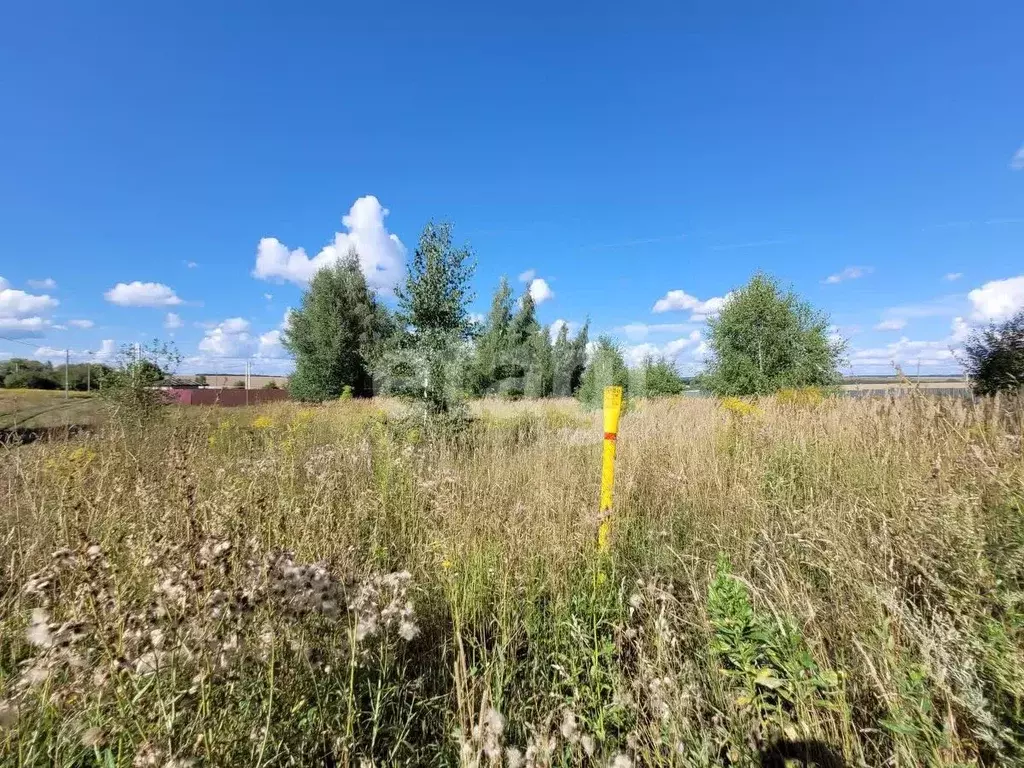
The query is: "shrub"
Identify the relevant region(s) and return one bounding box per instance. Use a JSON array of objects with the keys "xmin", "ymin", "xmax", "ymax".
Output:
[
  {"xmin": 98, "ymin": 340, "xmax": 179, "ymax": 427},
  {"xmin": 963, "ymin": 310, "xmax": 1024, "ymax": 395}
]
